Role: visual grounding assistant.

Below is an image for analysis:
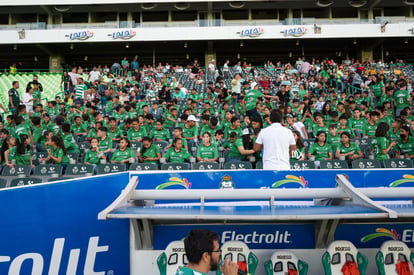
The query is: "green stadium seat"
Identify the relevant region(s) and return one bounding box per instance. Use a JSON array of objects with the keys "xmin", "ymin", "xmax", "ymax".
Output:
[
  {"xmin": 256, "ymin": 160, "xmax": 263, "ymax": 169},
  {"xmin": 290, "ymin": 160, "xmax": 315, "ymax": 169},
  {"xmin": 129, "ymin": 163, "xmax": 159, "ymax": 171},
  {"xmin": 1, "ymin": 165, "xmax": 31, "ymax": 177},
  {"xmin": 78, "ymin": 142, "xmax": 91, "ymax": 153},
  {"xmin": 351, "ymin": 159, "xmax": 381, "ymax": 169},
  {"xmin": 383, "ymin": 158, "xmax": 413, "ymax": 169},
  {"xmin": 161, "ymin": 162, "xmax": 190, "ymax": 170},
  {"xmin": 32, "ymin": 165, "xmax": 63, "ymax": 181},
  {"xmin": 192, "ymin": 162, "xmax": 220, "ymax": 170},
  {"xmin": 320, "ymin": 160, "xmax": 349, "ymax": 169},
  {"xmin": 67, "ymin": 153, "xmax": 80, "ymax": 163},
  {"xmin": 223, "ymin": 161, "xmax": 252, "ymax": 170},
  {"xmin": 9, "ymin": 177, "xmax": 42, "ymax": 187},
  {"xmin": 32, "ymin": 152, "xmax": 48, "ymax": 166},
  {"xmin": 0, "ymin": 178, "xmax": 7, "ymax": 189},
  {"xmin": 64, "ymin": 164, "xmax": 94, "ymax": 177},
  {"xmin": 97, "ymin": 164, "xmax": 127, "ymax": 174},
  {"xmin": 130, "ymin": 141, "xmax": 142, "ymax": 151}
]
